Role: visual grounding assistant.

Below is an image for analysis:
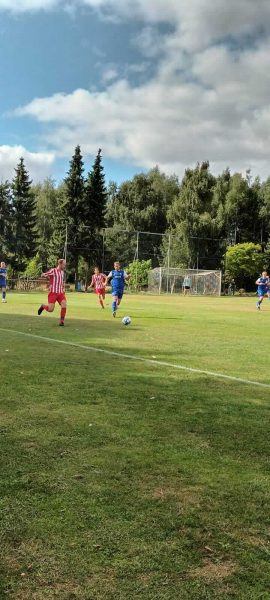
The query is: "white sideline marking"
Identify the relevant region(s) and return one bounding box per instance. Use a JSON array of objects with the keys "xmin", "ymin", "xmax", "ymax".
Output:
[{"xmin": 0, "ymin": 327, "xmax": 270, "ymax": 390}]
